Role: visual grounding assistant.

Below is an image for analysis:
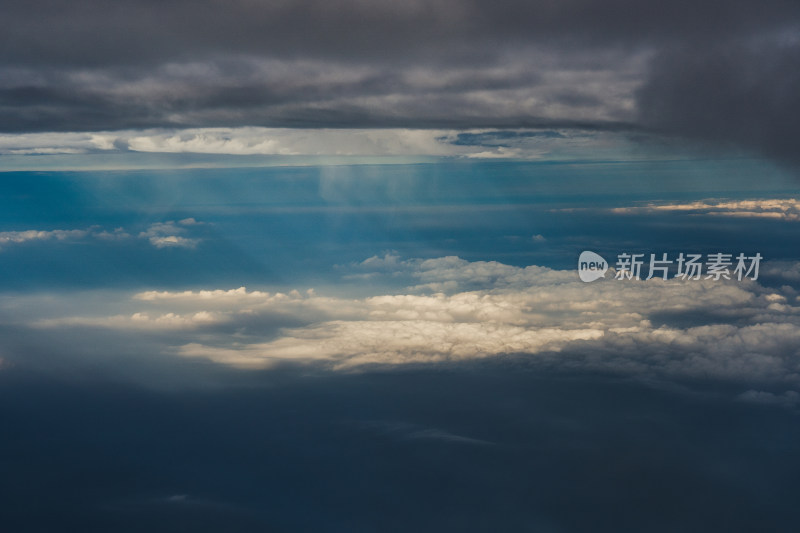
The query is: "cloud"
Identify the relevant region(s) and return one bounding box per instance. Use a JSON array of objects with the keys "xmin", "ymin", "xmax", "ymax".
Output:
[
  {"xmin": 361, "ymin": 421, "xmax": 494, "ymax": 446},
  {"xmin": 0, "ymin": 52, "xmax": 642, "ymax": 132},
  {"xmin": 0, "ymin": 131, "xmax": 116, "ymax": 154},
  {"xmin": 0, "ymin": 227, "xmax": 130, "ymax": 251},
  {"xmin": 737, "ymin": 389, "xmax": 800, "ymax": 408},
  {"xmin": 0, "ymin": 221, "xmax": 203, "ymax": 251},
  {"xmin": 0, "ymin": 127, "xmax": 633, "ymax": 160},
  {"xmin": 135, "ymin": 286, "xmax": 272, "ymax": 303},
  {"xmin": 0, "ymin": 0, "xmax": 796, "ymax": 172},
  {"xmin": 26, "ymin": 255, "xmax": 800, "ymax": 383},
  {"xmin": 761, "ymin": 261, "xmax": 800, "ymax": 282},
  {"xmin": 146, "ymin": 236, "xmax": 198, "ymax": 249},
  {"xmin": 354, "ymin": 253, "xmax": 573, "ymax": 292},
  {"xmin": 36, "ymin": 311, "xmax": 223, "ymax": 331},
  {"xmin": 637, "ymin": 35, "xmax": 800, "ymax": 165},
  {"xmin": 177, "ymin": 321, "xmax": 603, "ymax": 369},
  {"xmin": 0, "ymin": 229, "xmax": 88, "ymax": 247},
  {"xmin": 0, "ymin": 1, "xmax": 648, "ymax": 133},
  {"xmin": 604, "ymin": 198, "xmax": 800, "ymax": 220},
  {"xmin": 2, "ymin": 0, "xmax": 796, "ymax": 68},
  {"xmin": 139, "ymin": 221, "xmax": 202, "ymax": 249}
]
